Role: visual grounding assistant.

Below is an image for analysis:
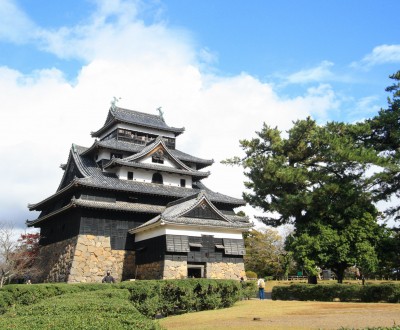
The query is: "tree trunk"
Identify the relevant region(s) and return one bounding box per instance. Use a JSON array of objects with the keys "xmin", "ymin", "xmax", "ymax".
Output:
[
  {"xmin": 308, "ymin": 275, "xmax": 318, "ymax": 284},
  {"xmin": 333, "ymin": 265, "xmax": 346, "ymax": 283}
]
